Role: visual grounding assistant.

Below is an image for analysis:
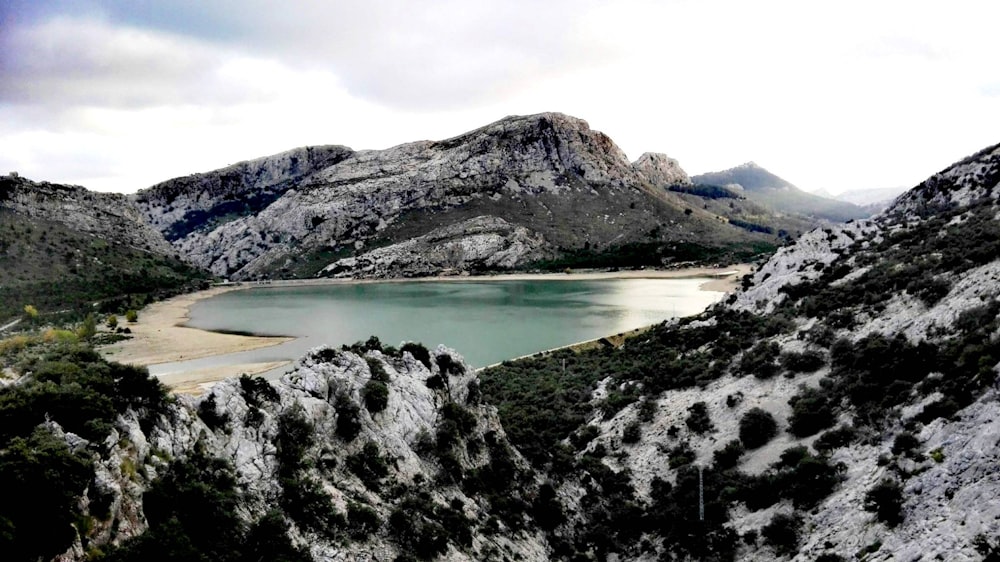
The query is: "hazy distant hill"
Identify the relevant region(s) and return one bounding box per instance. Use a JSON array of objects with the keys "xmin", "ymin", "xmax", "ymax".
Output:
[
  {"xmin": 135, "ymin": 113, "xmax": 795, "ymax": 280},
  {"xmin": 692, "ymin": 162, "xmax": 869, "ymax": 222}
]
